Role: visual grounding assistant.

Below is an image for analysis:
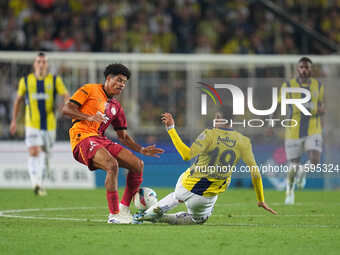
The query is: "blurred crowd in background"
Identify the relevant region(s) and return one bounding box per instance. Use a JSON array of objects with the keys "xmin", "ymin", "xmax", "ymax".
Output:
[
  {"xmin": 0, "ymin": 0, "xmax": 339, "ymax": 143},
  {"xmin": 1, "ymin": 0, "xmax": 340, "ymax": 54}
]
